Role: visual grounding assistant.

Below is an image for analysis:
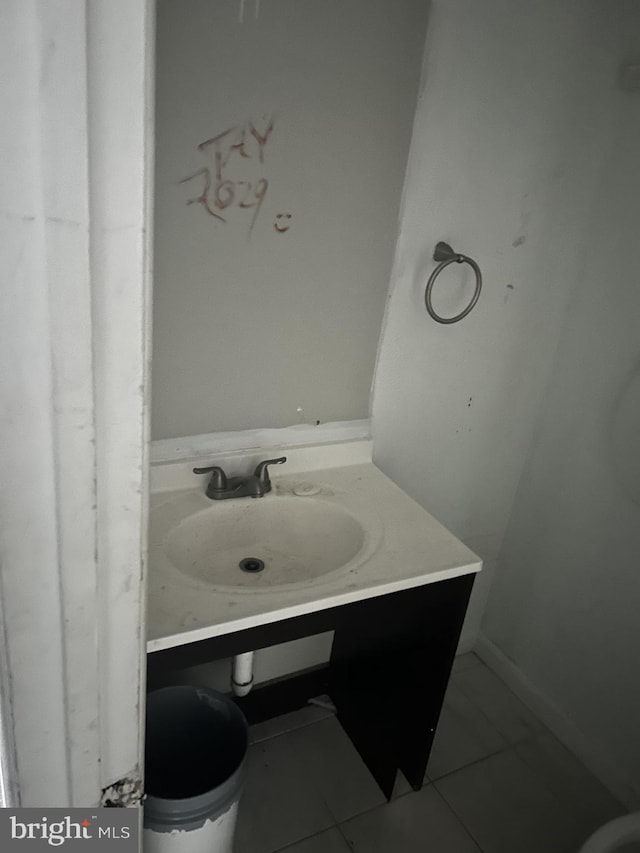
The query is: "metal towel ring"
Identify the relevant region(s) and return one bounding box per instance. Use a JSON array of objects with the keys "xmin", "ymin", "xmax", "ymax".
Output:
[{"xmin": 425, "ymin": 241, "xmax": 482, "ymax": 324}]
